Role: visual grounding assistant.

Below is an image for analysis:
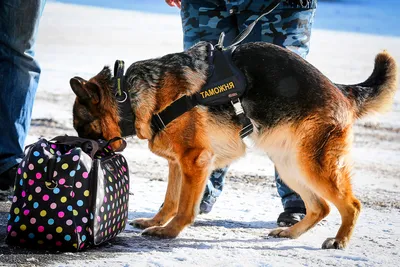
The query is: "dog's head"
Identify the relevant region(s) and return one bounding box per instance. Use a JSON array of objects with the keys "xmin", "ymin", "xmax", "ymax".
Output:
[{"xmin": 70, "ymin": 67, "xmax": 124, "ymax": 150}]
